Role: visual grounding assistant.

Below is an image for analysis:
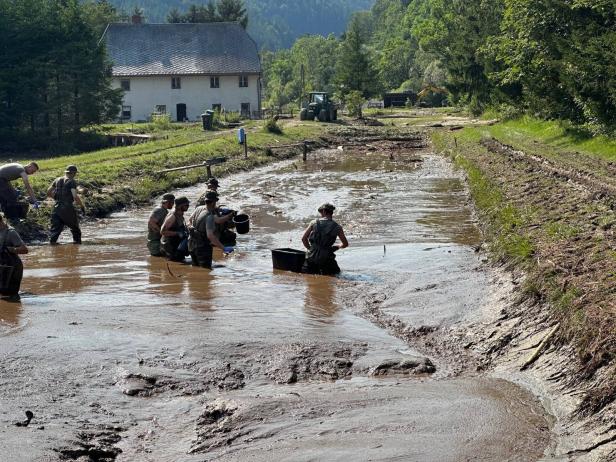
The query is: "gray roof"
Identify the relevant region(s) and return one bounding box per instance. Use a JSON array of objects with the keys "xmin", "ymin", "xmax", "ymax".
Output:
[{"xmin": 103, "ymin": 23, "xmax": 261, "ymax": 77}]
